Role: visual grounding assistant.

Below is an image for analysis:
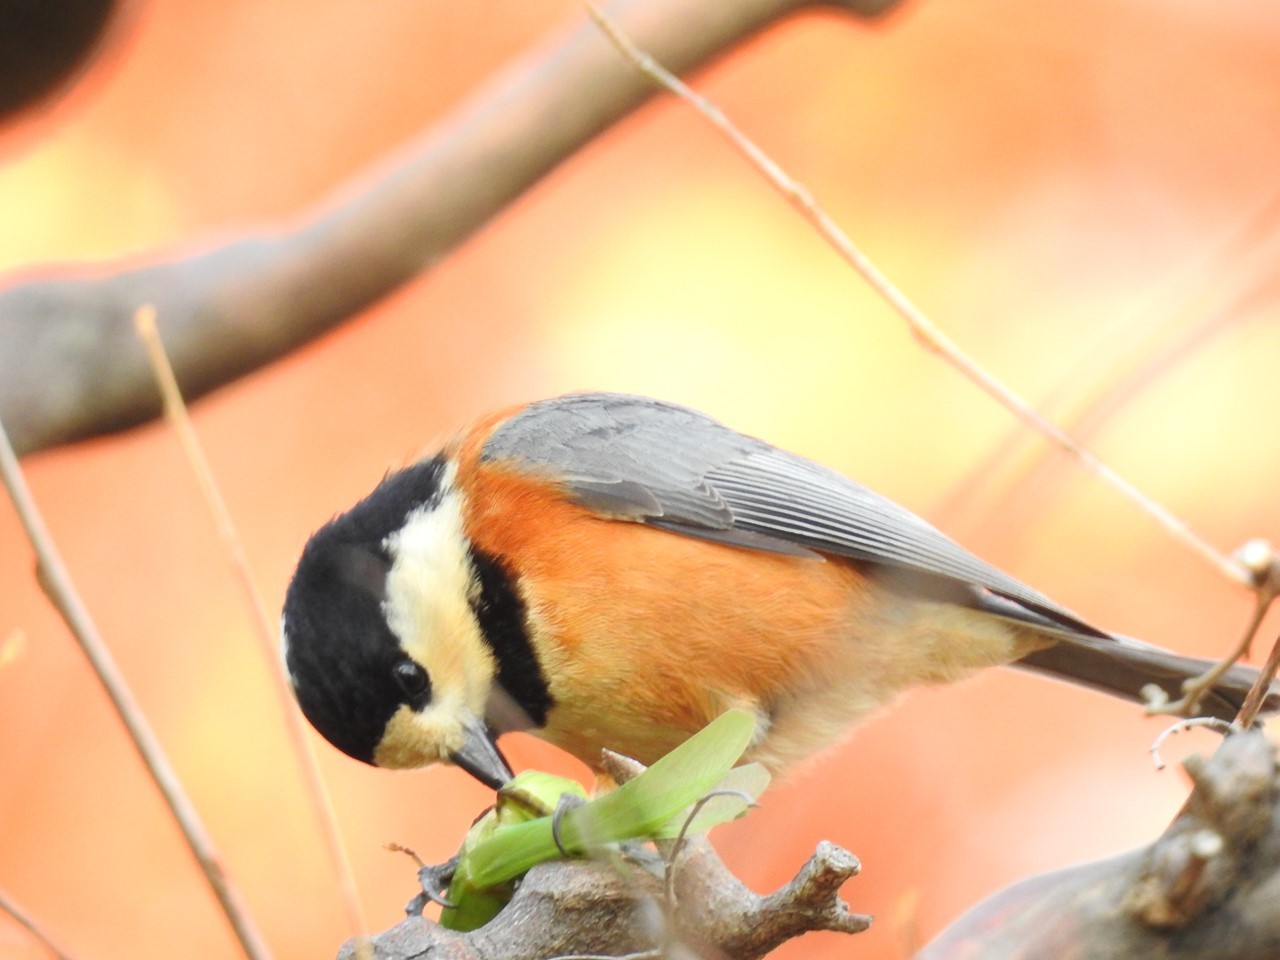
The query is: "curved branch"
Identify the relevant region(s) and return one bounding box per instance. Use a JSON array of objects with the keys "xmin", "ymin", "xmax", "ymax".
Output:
[
  {"xmin": 336, "ymin": 835, "xmax": 868, "ymax": 960},
  {"xmin": 917, "ymin": 730, "xmax": 1280, "ymax": 960},
  {"xmin": 1, "ymin": 0, "xmax": 898, "ymax": 458},
  {"xmin": 338, "ymin": 748, "xmax": 869, "ymax": 958},
  {"xmin": 331, "ymin": 733, "xmax": 1280, "ymax": 959}
]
